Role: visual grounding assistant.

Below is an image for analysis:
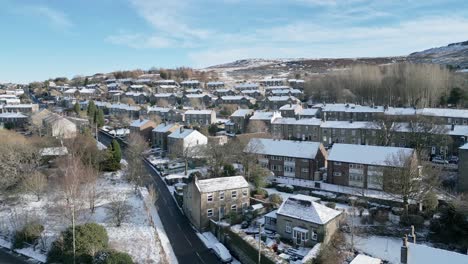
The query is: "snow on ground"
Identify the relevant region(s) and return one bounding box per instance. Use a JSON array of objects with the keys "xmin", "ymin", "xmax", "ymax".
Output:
[
  {"xmin": 196, "ymin": 232, "xmax": 219, "ymax": 249},
  {"xmin": 347, "ymin": 235, "xmax": 402, "ymax": 264},
  {"xmin": 0, "ymin": 167, "xmax": 165, "ymax": 264}
]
